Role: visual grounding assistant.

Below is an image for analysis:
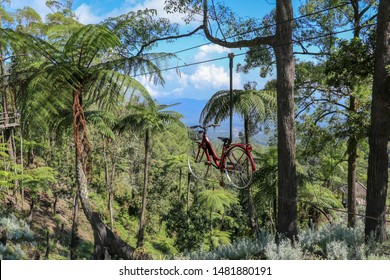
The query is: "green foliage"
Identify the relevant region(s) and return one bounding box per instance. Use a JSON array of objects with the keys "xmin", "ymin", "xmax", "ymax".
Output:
[
  {"xmin": 325, "ymin": 38, "xmax": 374, "ymax": 89},
  {"xmin": 165, "ymin": 200, "xmax": 209, "ymax": 252},
  {"xmin": 198, "ymin": 188, "xmax": 238, "ymax": 214},
  {"xmin": 299, "ymin": 182, "xmax": 343, "ymax": 218},
  {"xmin": 200, "ymin": 87, "xmax": 276, "ymax": 136},
  {"xmin": 22, "ymin": 166, "xmax": 58, "ymax": 196}
]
